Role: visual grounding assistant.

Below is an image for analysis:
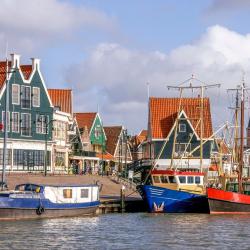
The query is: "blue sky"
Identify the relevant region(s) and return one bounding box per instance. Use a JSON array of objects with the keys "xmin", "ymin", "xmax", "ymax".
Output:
[{"xmin": 1, "ymin": 0, "xmax": 250, "ymax": 133}]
